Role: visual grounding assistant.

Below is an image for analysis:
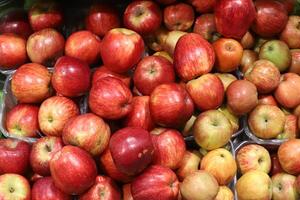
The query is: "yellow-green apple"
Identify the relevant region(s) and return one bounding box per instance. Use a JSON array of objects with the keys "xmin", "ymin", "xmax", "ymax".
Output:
[
  {"xmin": 187, "ymin": 0, "xmax": 215, "ymax": 13},
  {"xmin": 176, "ymin": 150, "xmax": 201, "ymax": 181},
  {"xmin": 181, "ymin": 115, "xmax": 196, "ymax": 137},
  {"xmin": 214, "ymin": 186, "xmax": 234, "ymax": 200},
  {"xmin": 162, "ymin": 30, "xmax": 186, "ymax": 55},
  {"xmin": 0, "ymin": 174, "xmax": 31, "ymax": 200},
  {"xmin": 240, "ymin": 31, "xmax": 255, "ymax": 49},
  {"xmin": 270, "ymin": 154, "xmax": 284, "ymax": 176},
  {"xmin": 272, "ymin": 173, "xmax": 299, "ymax": 200},
  {"xmin": 280, "ymin": 16, "xmax": 300, "ymax": 49},
  {"xmin": 38, "ymin": 96, "xmax": 79, "ymax": 136},
  {"xmin": 214, "ymin": 73, "xmax": 237, "ymax": 91},
  {"xmin": 258, "ymin": 95, "xmax": 278, "ymax": 106},
  {"xmin": 277, "ymin": 114, "xmax": 298, "ymax": 139},
  {"xmin": 153, "ymin": 51, "xmax": 173, "ymax": 62},
  {"xmin": 123, "ymin": 184, "xmax": 133, "ymax": 200},
  {"xmin": 217, "ymin": 105, "xmax": 239, "ymax": 133},
  {"xmin": 278, "ymin": 139, "xmax": 300, "ymax": 175},
  {"xmin": 193, "ymin": 14, "xmax": 217, "ymax": 42},
  {"xmin": 289, "ymin": 49, "xmax": 300, "ymax": 75},
  {"xmin": 240, "ymin": 50, "xmax": 258, "ymax": 74}
]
